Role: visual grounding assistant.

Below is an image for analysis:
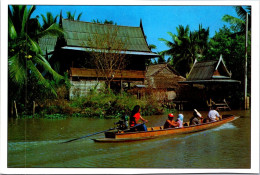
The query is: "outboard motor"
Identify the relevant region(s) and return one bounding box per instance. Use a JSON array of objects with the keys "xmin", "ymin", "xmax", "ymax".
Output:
[{"xmin": 115, "ymin": 115, "xmax": 129, "ymax": 130}]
